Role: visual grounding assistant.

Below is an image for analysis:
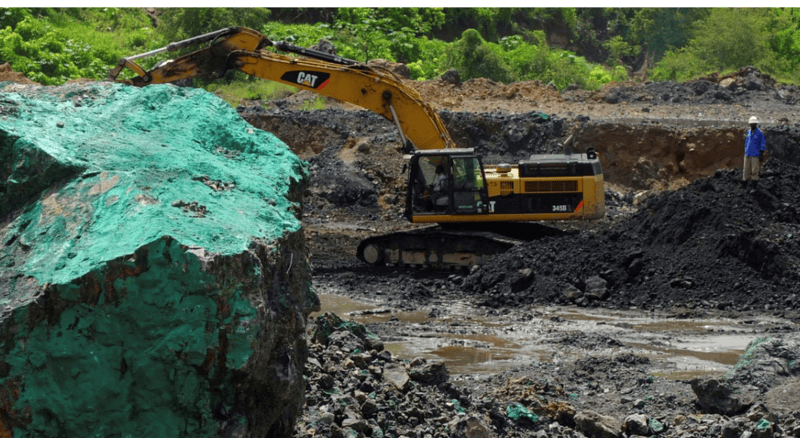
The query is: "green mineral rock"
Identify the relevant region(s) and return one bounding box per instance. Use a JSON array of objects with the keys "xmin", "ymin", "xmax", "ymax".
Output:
[{"xmin": 0, "ymin": 82, "xmax": 316, "ymax": 437}]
